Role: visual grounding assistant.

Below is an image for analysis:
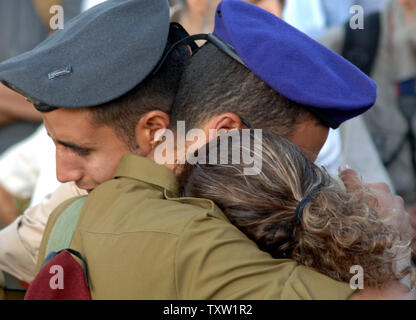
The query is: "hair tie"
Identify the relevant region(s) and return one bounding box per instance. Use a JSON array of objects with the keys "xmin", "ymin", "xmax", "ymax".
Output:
[{"xmin": 294, "ymin": 198, "xmax": 313, "ymax": 225}]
